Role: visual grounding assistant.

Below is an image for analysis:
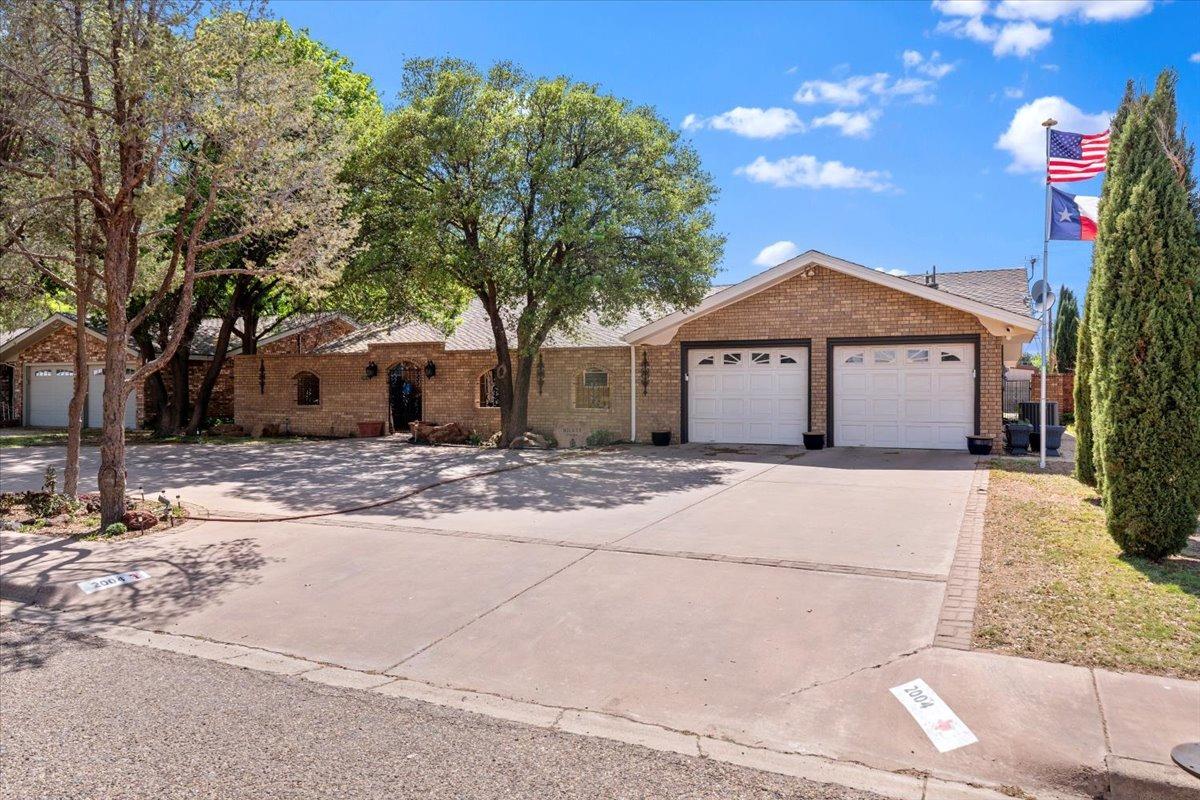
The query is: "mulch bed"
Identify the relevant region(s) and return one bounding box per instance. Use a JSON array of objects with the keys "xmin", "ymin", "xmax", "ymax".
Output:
[{"xmin": 1, "ymin": 493, "xmax": 190, "ymax": 541}]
